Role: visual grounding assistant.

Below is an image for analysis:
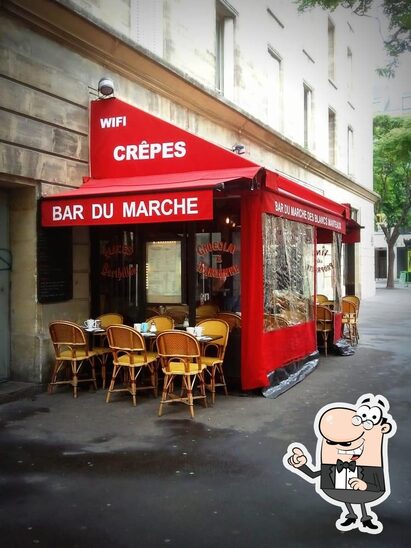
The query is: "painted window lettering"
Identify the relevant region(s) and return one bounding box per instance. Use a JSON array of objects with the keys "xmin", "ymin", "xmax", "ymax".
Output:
[{"xmin": 113, "ymin": 140, "xmax": 186, "ymax": 161}]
